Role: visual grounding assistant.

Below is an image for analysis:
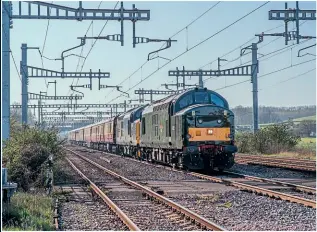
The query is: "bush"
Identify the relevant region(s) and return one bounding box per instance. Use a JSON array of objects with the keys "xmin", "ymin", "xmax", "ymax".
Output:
[
  {"xmin": 235, "ymin": 123, "xmax": 300, "ymax": 154},
  {"xmin": 3, "ymin": 123, "xmax": 65, "ymax": 191}
]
